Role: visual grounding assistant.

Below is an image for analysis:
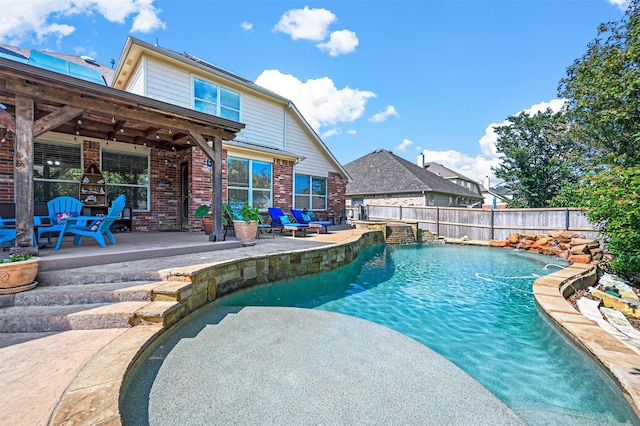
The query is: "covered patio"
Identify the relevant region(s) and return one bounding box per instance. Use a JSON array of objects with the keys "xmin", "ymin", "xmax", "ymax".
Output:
[{"xmin": 0, "ymin": 56, "xmax": 245, "ymax": 255}]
